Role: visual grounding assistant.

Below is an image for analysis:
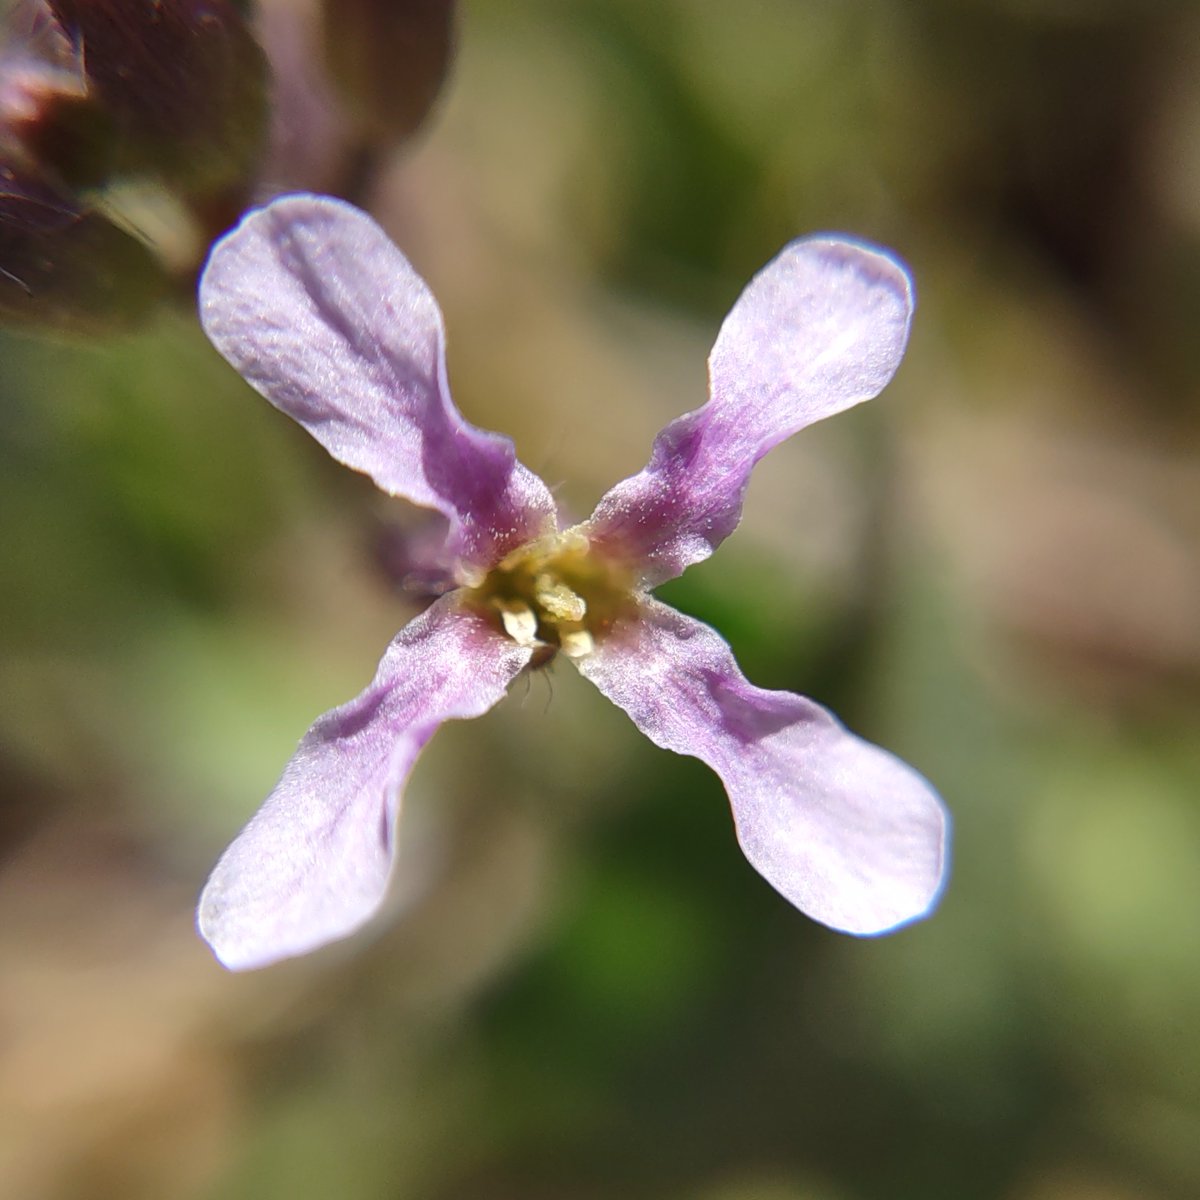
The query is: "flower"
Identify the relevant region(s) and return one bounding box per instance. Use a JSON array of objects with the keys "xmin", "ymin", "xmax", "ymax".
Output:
[{"xmin": 196, "ymin": 193, "xmax": 949, "ymax": 971}]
